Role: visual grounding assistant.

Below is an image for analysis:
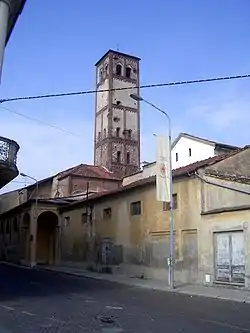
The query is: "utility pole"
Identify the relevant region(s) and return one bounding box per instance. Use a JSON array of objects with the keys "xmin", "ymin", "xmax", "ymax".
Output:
[{"xmin": 0, "ymin": 0, "xmax": 10, "ymax": 81}]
